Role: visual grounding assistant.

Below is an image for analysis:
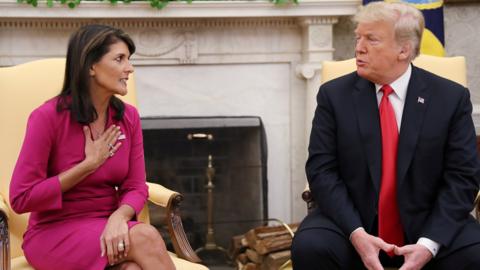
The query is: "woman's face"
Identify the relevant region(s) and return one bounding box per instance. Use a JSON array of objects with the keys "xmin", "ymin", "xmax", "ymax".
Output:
[{"xmin": 89, "ymin": 41, "xmax": 133, "ymax": 97}]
